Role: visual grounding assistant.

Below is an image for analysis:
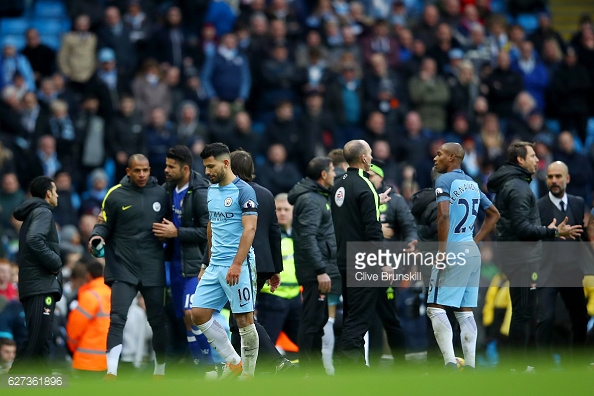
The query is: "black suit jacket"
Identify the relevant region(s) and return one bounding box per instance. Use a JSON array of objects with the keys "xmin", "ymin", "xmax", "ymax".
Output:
[
  {"xmin": 537, "ymin": 193, "xmax": 594, "ymax": 284},
  {"xmin": 249, "ymin": 181, "xmax": 283, "ymax": 275}
]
